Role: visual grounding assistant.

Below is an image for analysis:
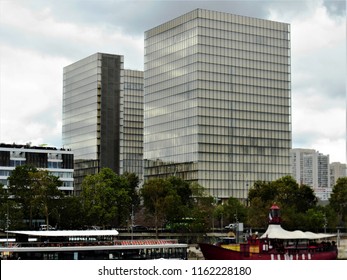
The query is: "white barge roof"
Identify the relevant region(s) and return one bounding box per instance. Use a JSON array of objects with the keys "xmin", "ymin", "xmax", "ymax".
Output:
[
  {"xmin": 260, "ymin": 224, "xmax": 335, "ymax": 240},
  {"xmin": 6, "ymin": 229, "xmax": 119, "ymax": 237}
]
